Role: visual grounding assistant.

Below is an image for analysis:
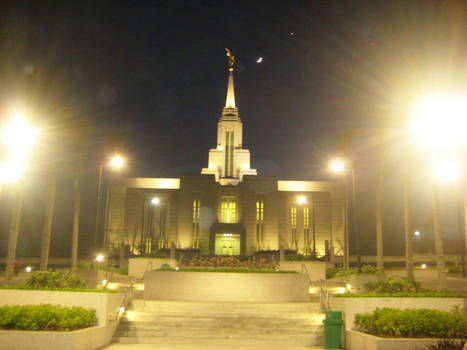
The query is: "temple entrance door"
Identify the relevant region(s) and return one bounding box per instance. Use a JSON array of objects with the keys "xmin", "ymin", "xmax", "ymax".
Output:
[{"xmin": 214, "ymin": 233, "xmax": 241, "ymax": 255}]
